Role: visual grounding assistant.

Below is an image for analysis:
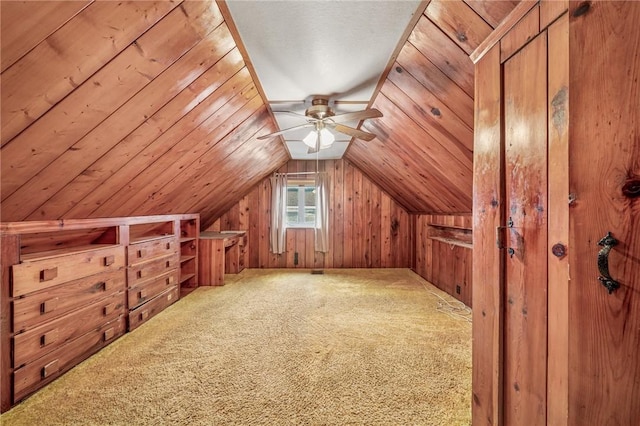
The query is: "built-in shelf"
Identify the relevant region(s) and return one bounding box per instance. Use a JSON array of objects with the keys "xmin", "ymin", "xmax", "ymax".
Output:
[
  {"xmin": 426, "ymin": 223, "xmax": 473, "ymax": 249},
  {"xmin": 180, "ymin": 255, "xmax": 196, "ymax": 263},
  {"xmin": 180, "ymin": 273, "xmax": 196, "ymax": 284},
  {"xmin": 180, "ymin": 237, "xmax": 196, "ymax": 243}
]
